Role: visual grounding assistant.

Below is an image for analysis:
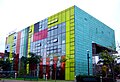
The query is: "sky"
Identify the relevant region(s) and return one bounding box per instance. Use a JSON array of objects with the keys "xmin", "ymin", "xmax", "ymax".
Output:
[{"xmin": 0, "ymin": 0, "xmax": 120, "ymax": 53}]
